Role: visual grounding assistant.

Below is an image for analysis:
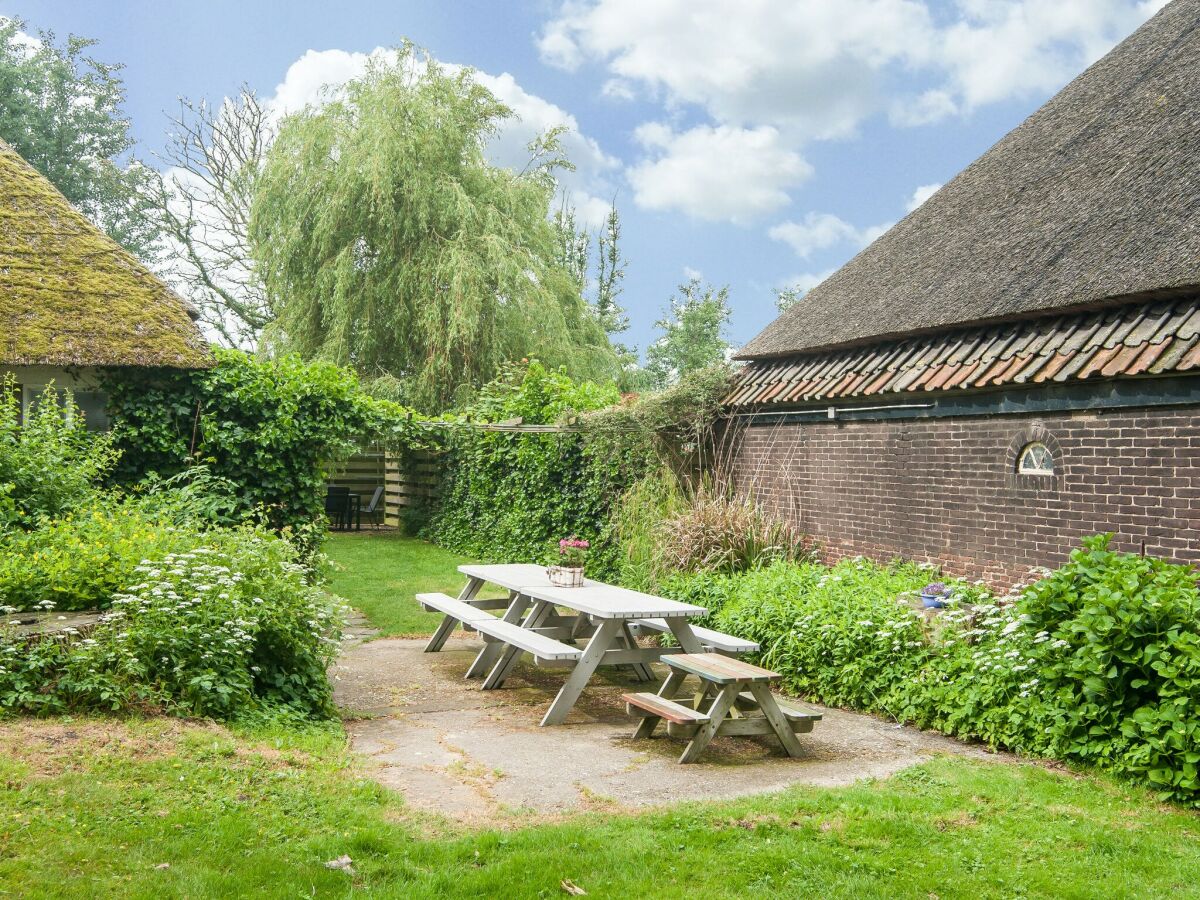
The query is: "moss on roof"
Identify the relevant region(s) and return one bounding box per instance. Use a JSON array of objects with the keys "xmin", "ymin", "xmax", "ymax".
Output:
[{"xmin": 0, "ymin": 139, "xmax": 212, "ymax": 368}]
